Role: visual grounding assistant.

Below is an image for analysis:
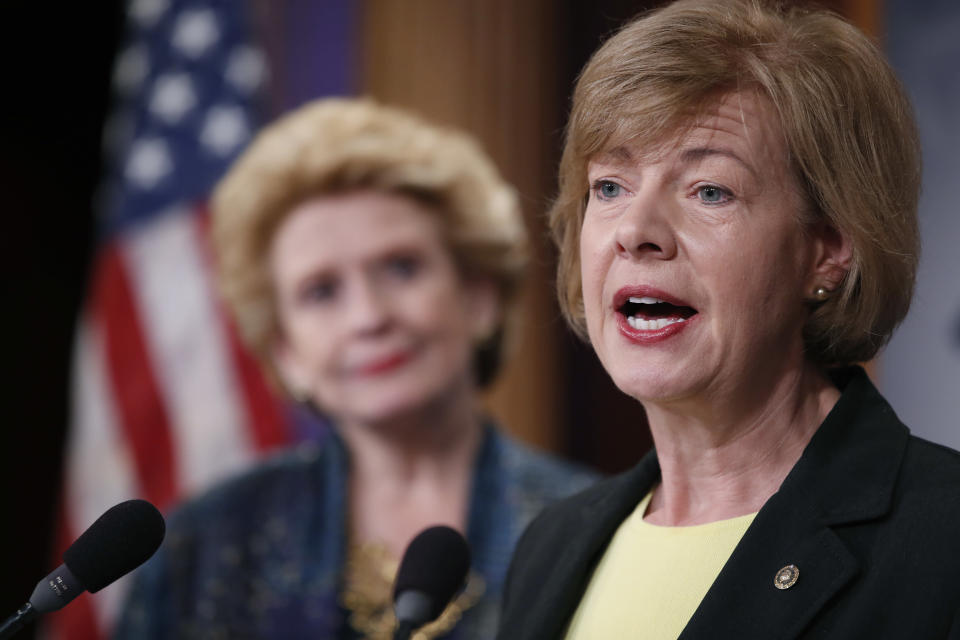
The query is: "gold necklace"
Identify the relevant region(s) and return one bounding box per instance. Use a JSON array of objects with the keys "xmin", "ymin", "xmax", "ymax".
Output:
[{"xmin": 340, "ymin": 540, "xmax": 485, "ymax": 639}]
